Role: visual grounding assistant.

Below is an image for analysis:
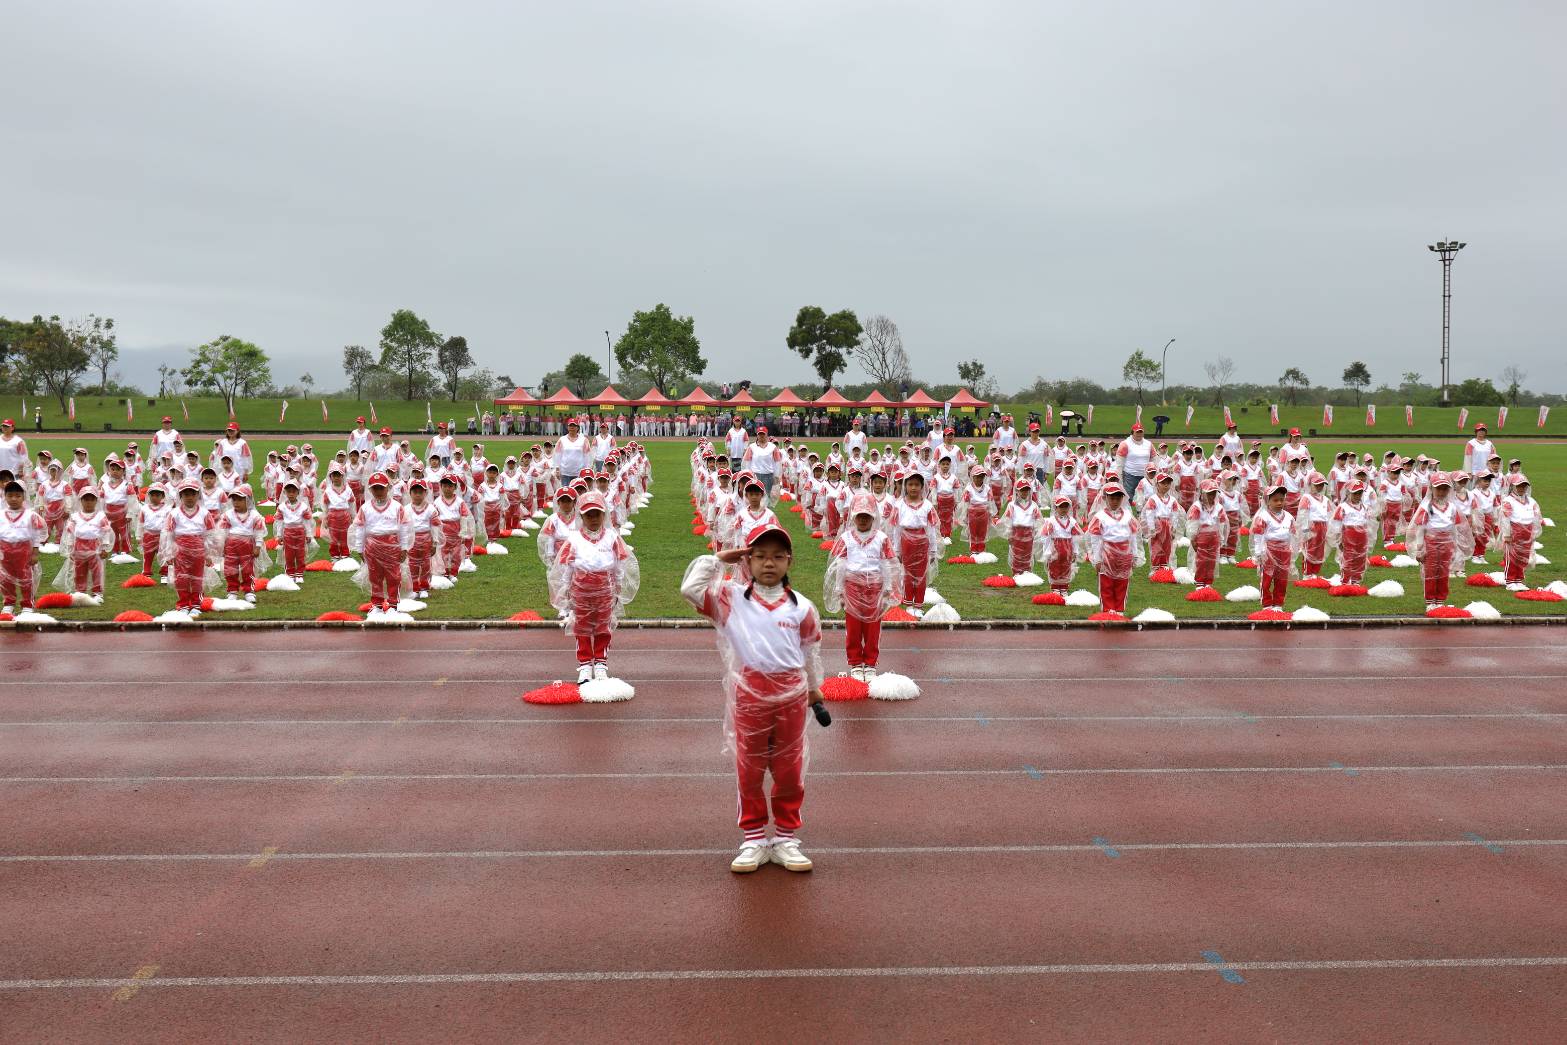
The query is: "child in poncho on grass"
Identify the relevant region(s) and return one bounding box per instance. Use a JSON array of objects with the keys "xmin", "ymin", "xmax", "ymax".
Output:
[
  {"xmin": 825, "ymin": 493, "xmax": 902, "ymax": 682},
  {"xmin": 548, "ymin": 492, "xmax": 639, "ymax": 685}
]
